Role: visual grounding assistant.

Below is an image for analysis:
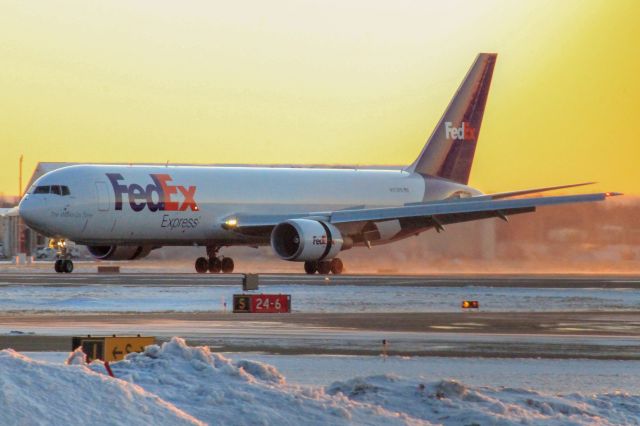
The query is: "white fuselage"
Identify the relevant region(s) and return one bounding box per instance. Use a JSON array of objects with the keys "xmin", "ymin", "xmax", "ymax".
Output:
[{"xmin": 19, "ymin": 164, "xmax": 479, "ymax": 246}]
